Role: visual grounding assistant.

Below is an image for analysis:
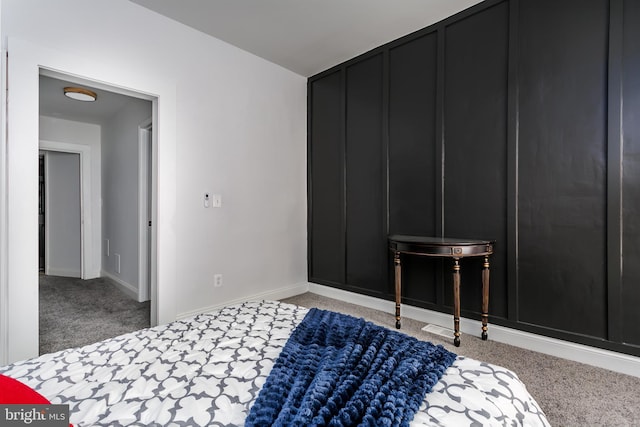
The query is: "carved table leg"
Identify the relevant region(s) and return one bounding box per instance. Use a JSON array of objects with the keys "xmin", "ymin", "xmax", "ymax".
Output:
[
  {"xmin": 394, "ymin": 251, "xmax": 402, "ymax": 329},
  {"xmin": 453, "ymin": 258, "xmax": 461, "ymax": 347},
  {"xmin": 482, "ymin": 255, "xmax": 490, "ymax": 340}
]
